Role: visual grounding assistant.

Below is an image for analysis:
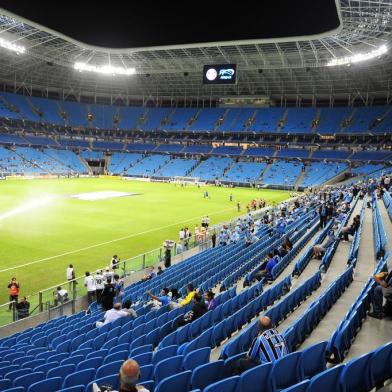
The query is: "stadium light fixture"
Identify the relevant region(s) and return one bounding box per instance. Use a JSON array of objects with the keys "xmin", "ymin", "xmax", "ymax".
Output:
[
  {"xmin": 327, "ymin": 45, "xmax": 387, "ymax": 67},
  {"xmin": 0, "ymin": 37, "xmax": 25, "ymax": 54},
  {"xmin": 74, "ymin": 62, "xmax": 136, "ymax": 76}
]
